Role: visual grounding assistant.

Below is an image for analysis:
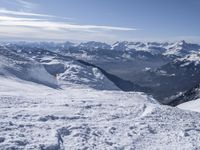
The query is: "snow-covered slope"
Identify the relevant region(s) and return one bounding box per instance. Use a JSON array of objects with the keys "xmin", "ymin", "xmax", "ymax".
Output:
[
  {"xmin": 177, "ymin": 52, "xmax": 200, "ymax": 66},
  {"xmin": 173, "ymin": 84, "xmax": 200, "ymax": 111},
  {"xmin": 0, "ymin": 46, "xmax": 119, "ymax": 90},
  {"xmin": 178, "ymin": 98, "xmax": 200, "ymax": 112},
  {"xmin": 1, "ymin": 77, "xmax": 200, "ymax": 149},
  {"xmin": 0, "ymin": 47, "xmax": 58, "ymax": 88},
  {"xmin": 44, "ymin": 59, "xmax": 119, "ymax": 90},
  {"xmin": 1, "ymin": 42, "xmax": 200, "ymax": 149},
  {"xmin": 164, "ymin": 40, "xmax": 200, "ymax": 57},
  {"xmin": 169, "ymin": 83, "xmax": 200, "ymax": 106}
]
